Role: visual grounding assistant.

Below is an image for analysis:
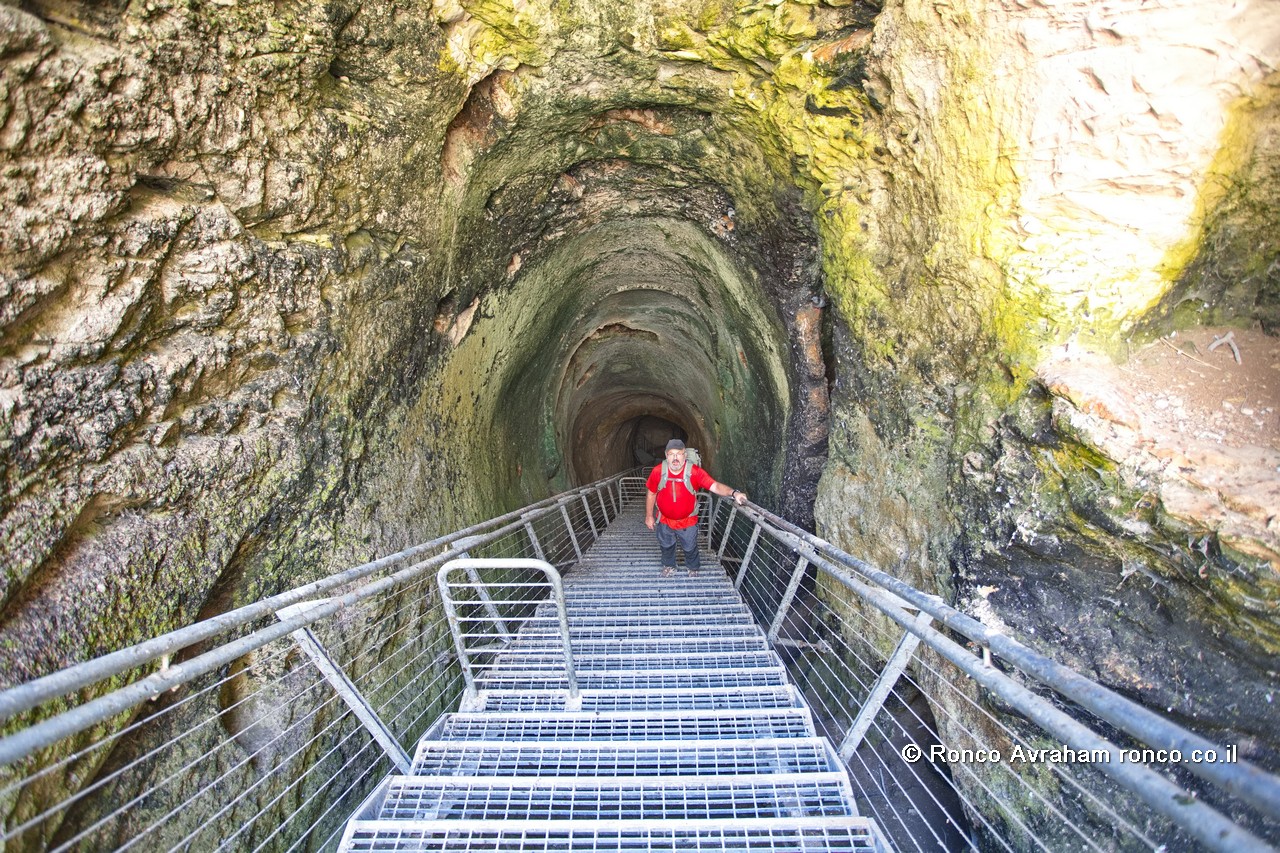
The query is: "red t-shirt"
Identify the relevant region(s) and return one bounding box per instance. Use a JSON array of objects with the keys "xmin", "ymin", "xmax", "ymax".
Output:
[{"xmin": 647, "ymin": 463, "xmax": 714, "ymax": 529}]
